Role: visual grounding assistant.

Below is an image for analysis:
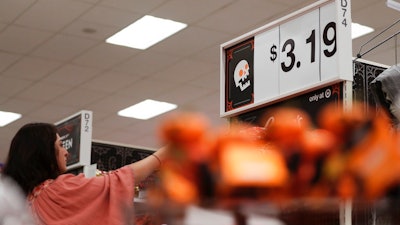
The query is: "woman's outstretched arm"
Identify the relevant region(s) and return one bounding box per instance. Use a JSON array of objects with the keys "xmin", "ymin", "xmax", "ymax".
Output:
[{"xmin": 128, "ymin": 146, "xmax": 169, "ymax": 185}]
